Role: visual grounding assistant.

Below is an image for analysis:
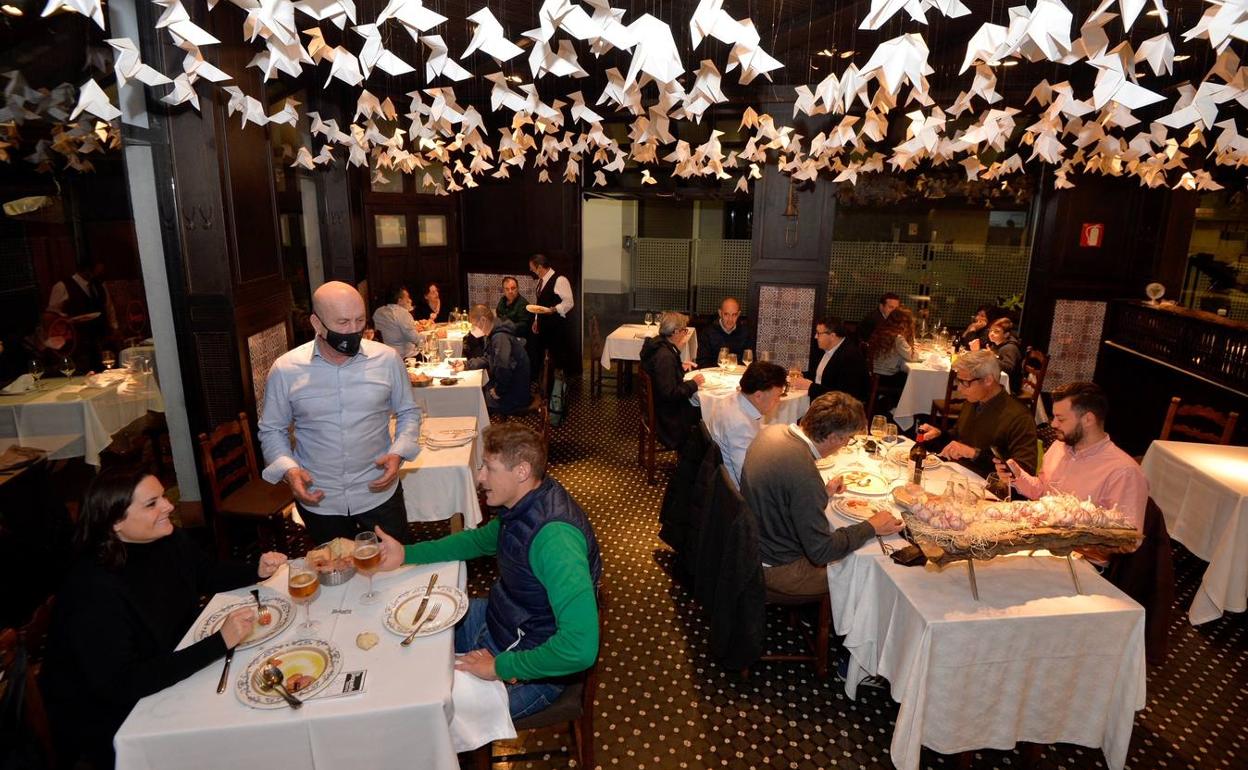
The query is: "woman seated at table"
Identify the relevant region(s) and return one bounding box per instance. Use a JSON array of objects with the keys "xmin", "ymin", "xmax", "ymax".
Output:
[
  {"xmin": 413, "ymin": 282, "xmax": 449, "ymax": 324},
  {"xmin": 955, "ymin": 304, "xmax": 1003, "ymax": 351},
  {"xmin": 974, "ymin": 317, "xmax": 1023, "ymax": 391},
  {"xmin": 41, "ymin": 468, "xmax": 286, "ymax": 769},
  {"xmin": 867, "ymin": 307, "xmax": 919, "ymax": 413},
  {"xmin": 640, "ymin": 312, "xmax": 705, "ymax": 450}
]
